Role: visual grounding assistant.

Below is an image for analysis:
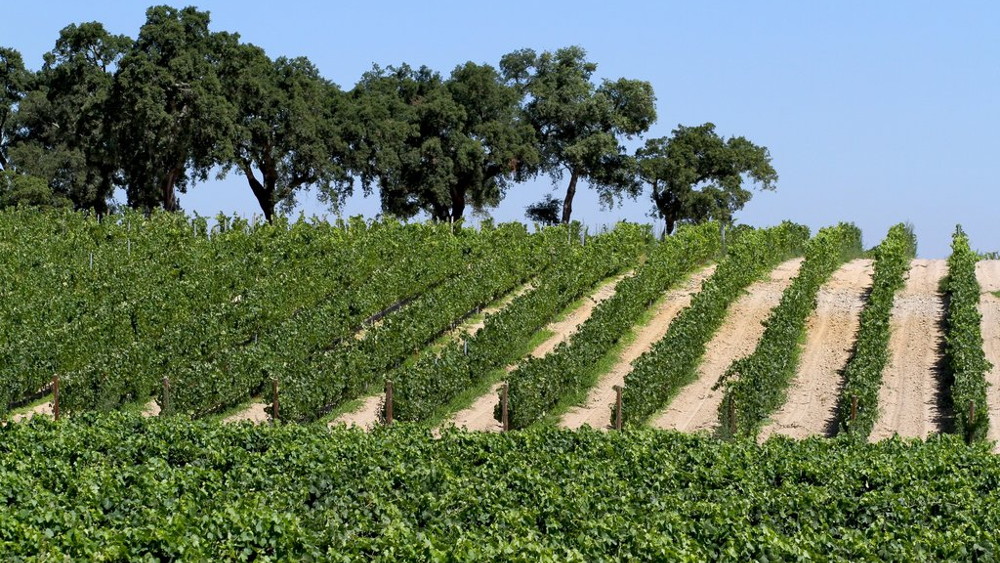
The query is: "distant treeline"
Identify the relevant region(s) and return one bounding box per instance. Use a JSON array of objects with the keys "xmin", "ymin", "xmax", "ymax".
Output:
[{"xmin": 1, "ymin": 5, "xmax": 775, "ymax": 231}]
